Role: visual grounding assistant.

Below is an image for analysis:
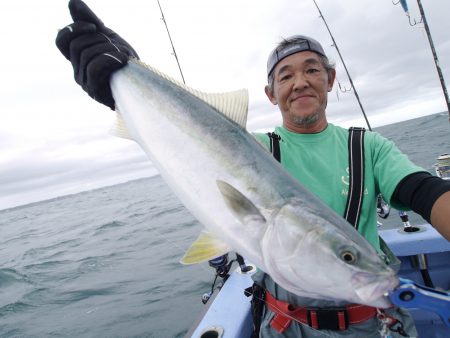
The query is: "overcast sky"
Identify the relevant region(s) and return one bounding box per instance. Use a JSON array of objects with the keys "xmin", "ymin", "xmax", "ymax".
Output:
[{"xmin": 1, "ymin": 0, "xmax": 449, "ymax": 210}]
